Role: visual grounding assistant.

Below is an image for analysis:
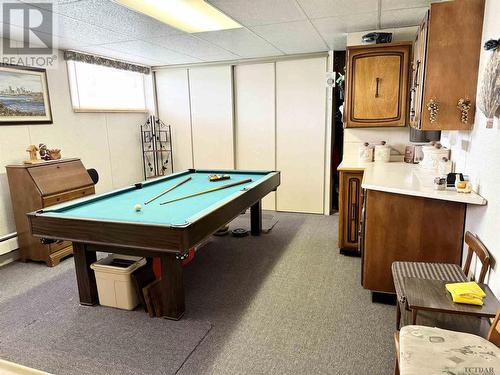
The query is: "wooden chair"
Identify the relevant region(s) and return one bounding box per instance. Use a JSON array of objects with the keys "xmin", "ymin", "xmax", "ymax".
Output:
[
  {"xmin": 463, "ymin": 231, "xmax": 491, "ymax": 284},
  {"xmin": 395, "ymin": 308, "xmax": 500, "ymax": 374},
  {"xmin": 392, "ymin": 231, "xmax": 491, "ymax": 329}
]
